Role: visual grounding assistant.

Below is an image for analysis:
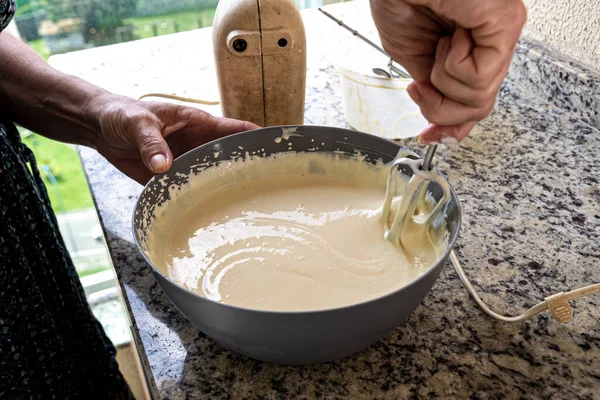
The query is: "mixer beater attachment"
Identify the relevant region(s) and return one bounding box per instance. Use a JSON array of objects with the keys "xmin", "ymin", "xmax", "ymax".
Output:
[
  {"xmin": 383, "ymin": 145, "xmax": 600, "ymax": 324},
  {"xmin": 382, "ymin": 145, "xmax": 451, "ymax": 245}
]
